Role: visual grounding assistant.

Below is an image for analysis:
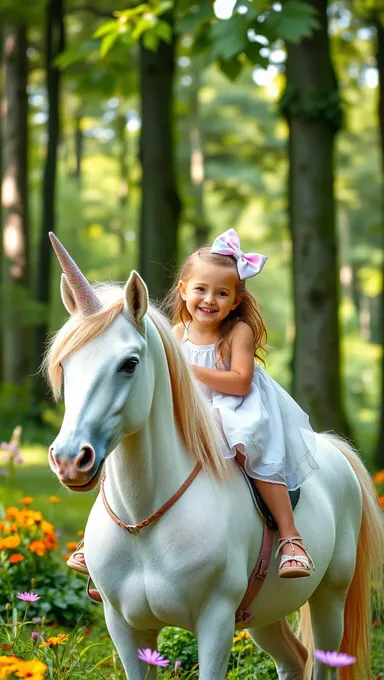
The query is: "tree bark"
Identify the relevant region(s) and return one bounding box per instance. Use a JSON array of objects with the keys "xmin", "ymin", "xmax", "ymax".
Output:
[
  {"xmin": 375, "ymin": 15, "xmax": 384, "ymax": 468},
  {"xmin": 284, "ymin": 0, "xmax": 346, "ymax": 433},
  {"xmin": 73, "ymin": 109, "xmax": 83, "ymax": 181},
  {"xmin": 34, "ymin": 0, "xmax": 64, "ymax": 395},
  {"xmin": 1, "ymin": 25, "xmax": 30, "ymax": 384},
  {"xmin": 189, "ymin": 63, "xmax": 209, "ymax": 247},
  {"xmin": 138, "ymin": 12, "xmax": 181, "ymax": 300}
]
